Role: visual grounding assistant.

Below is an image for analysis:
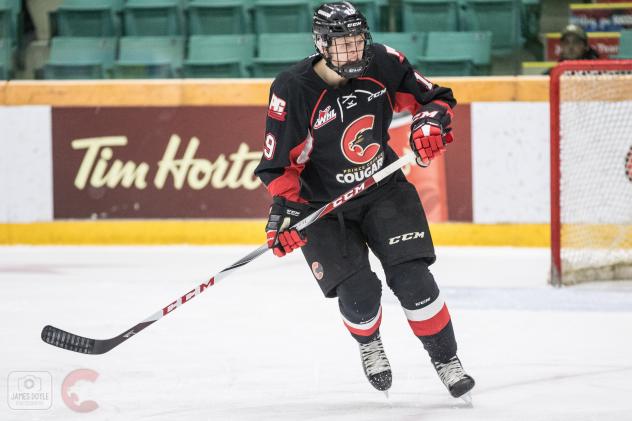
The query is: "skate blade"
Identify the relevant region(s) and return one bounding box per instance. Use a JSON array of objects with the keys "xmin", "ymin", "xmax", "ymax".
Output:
[
  {"xmin": 383, "ymin": 390, "xmax": 389, "ymax": 399},
  {"xmin": 459, "ymin": 392, "xmax": 473, "ymax": 407}
]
